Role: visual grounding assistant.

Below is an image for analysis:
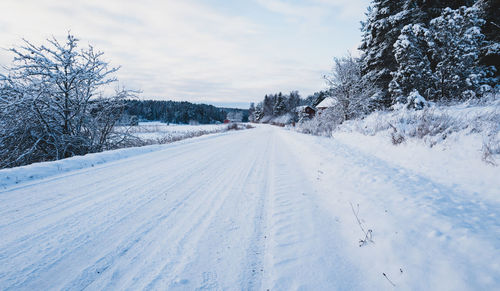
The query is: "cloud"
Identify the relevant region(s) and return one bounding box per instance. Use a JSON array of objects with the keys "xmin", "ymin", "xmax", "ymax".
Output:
[
  {"xmin": 255, "ymin": 0, "xmax": 324, "ymax": 19},
  {"xmin": 310, "ymin": 0, "xmax": 368, "ymax": 18},
  {"xmin": 0, "ymin": 0, "xmax": 367, "ymax": 103},
  {"xmin": 255, "ymin": 0, "xmax": 367, "ymax": 20}
]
